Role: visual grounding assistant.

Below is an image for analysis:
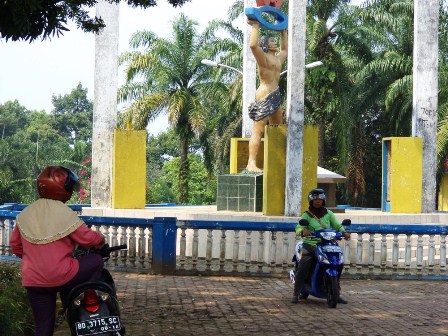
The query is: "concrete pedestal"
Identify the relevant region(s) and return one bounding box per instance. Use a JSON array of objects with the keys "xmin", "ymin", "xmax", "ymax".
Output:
[{"xmin": 217, "ymin": 173, "xmax": 263, "ymax": 212}]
